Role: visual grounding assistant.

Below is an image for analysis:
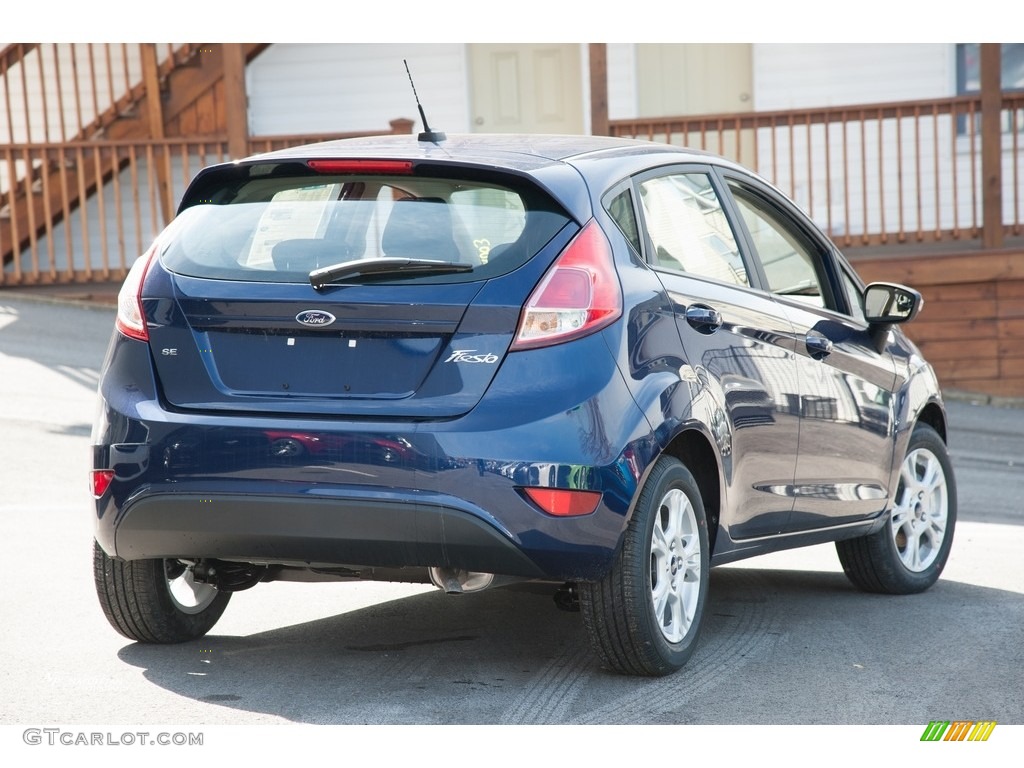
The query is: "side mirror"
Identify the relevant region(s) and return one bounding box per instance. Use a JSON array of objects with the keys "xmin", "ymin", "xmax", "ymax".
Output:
[{"xmin": 863, "ymin": 282, "xmax": 922, "ymax": 325}]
